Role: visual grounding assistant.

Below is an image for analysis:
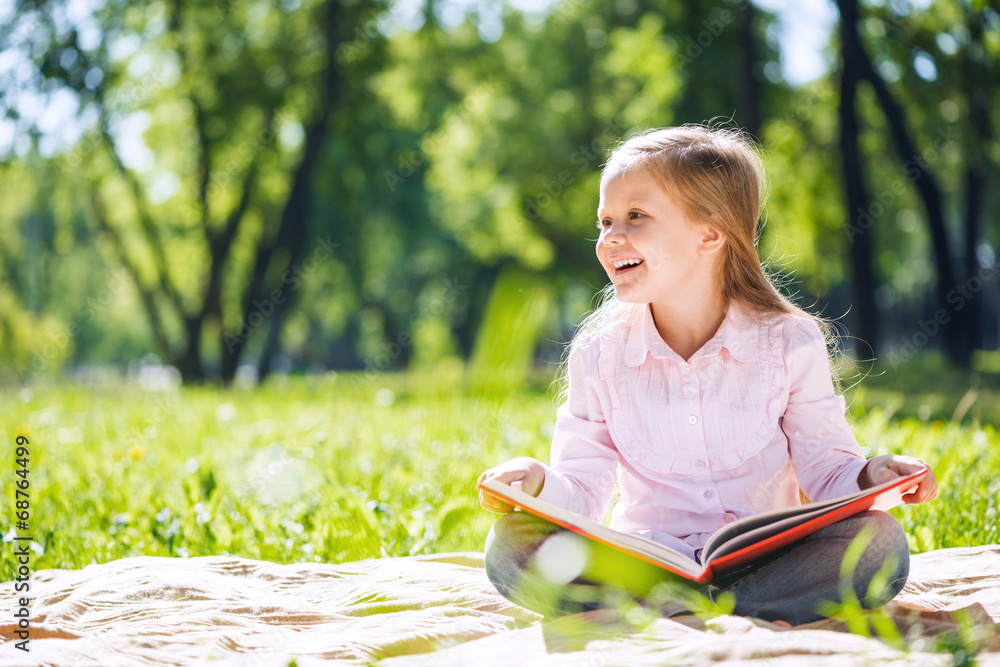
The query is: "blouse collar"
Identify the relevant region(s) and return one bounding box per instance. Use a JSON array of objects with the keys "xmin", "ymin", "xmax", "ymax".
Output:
[{"xmin": 623, "ymin": 301, "xmax": 761, "ymax": 367}]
